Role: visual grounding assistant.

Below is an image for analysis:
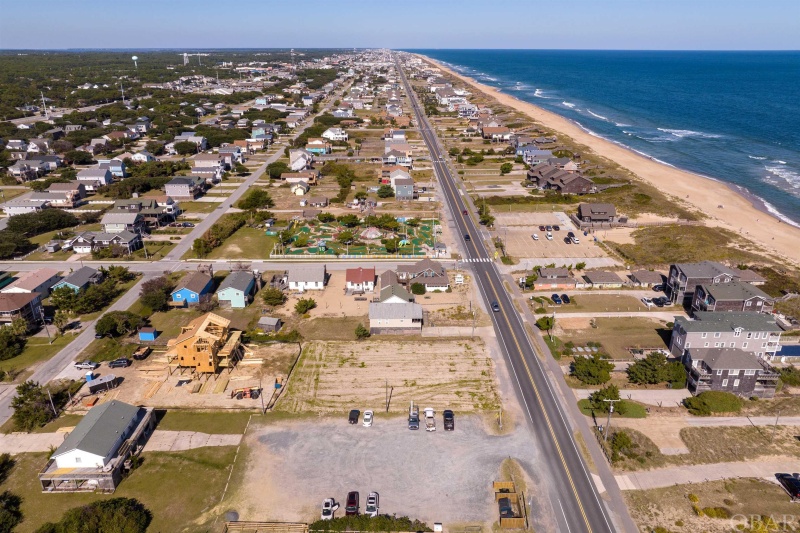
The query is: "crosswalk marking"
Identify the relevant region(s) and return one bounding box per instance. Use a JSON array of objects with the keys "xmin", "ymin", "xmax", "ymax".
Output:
[{"xmin": 461, "ymin": 257, "xmax": 492, "ymax": 263}]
